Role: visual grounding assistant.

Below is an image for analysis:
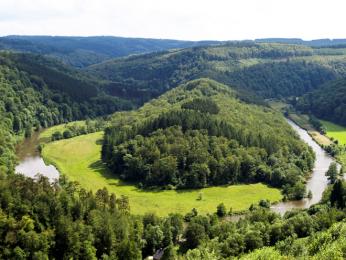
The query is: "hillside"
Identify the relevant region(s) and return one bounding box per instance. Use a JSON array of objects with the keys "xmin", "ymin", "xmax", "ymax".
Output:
[
  {"xmin": 0, "ymin": 52, "xmax": 132, "ymax": 175},
  {"xmin": 296, "ymin": 78, "xmax": 346, "ymax": 126},
  {"xmin": 102, "ymin": 79, "xmax": 314, "ymax": 199},
  {"xmin": 0, "ymin": 36, "xmax": 221, "ymax": 68},
  {"xmin": 87, "ymin": 42, "xmax": 346, "ymax": 100}
]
